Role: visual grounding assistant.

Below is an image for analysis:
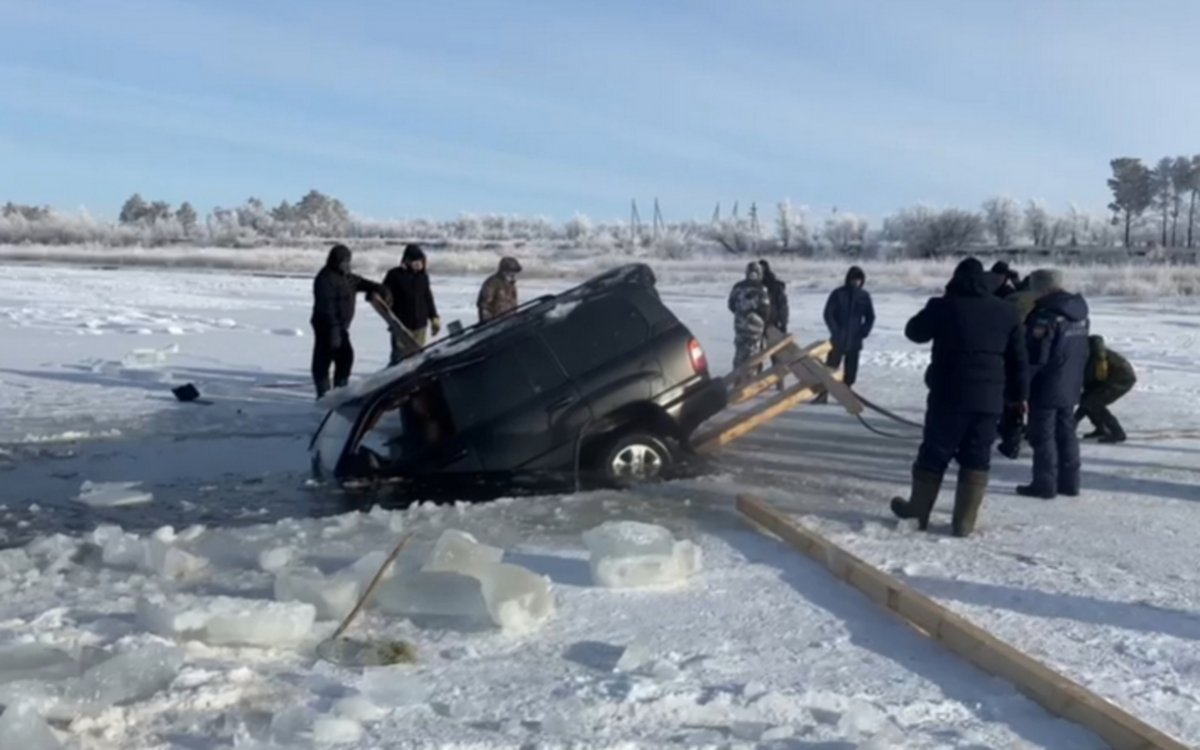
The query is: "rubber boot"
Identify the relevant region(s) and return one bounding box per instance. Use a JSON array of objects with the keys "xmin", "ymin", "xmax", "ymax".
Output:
[
  {"xmin": 1097, "ymin": 411, "xmax": 1126, "ymax": 444},
  {"xmin": 890, "ymin": 469, "xmax": 942, "ymax": 531},
  {"xmin": 315, "ymin": 378, "xmax": 331, "ymax": 400},
  {"xmin": 952, "ymin": 469, "xmax": 988, "ymax": 537}
]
